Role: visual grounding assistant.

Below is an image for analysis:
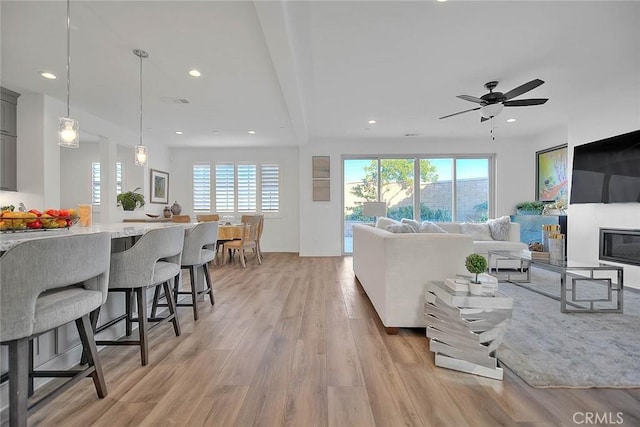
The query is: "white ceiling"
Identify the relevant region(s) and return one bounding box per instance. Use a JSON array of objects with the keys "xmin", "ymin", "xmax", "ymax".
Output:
[{"xmin": 2, "ymin": 1, "xmax": 639, "ymax": 148}]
